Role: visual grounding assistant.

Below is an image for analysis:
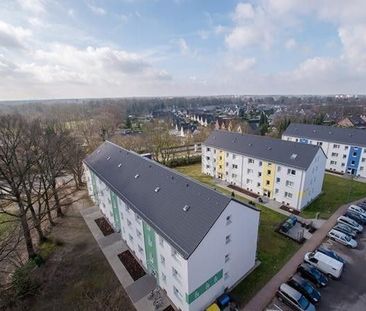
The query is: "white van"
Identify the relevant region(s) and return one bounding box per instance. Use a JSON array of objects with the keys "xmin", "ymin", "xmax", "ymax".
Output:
[{"xmin": 304, "ymin": 251, "xmax": 344, "ymax": 279}]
